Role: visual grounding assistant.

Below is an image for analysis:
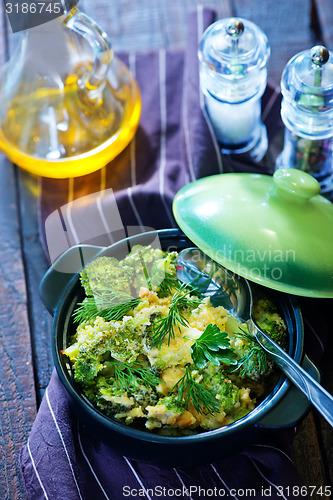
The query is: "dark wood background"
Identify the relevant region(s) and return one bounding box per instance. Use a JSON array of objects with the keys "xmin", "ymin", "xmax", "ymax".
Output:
[{"xmin": 0, "ymin": 0, "xmax": 332, "ymax": 498}]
